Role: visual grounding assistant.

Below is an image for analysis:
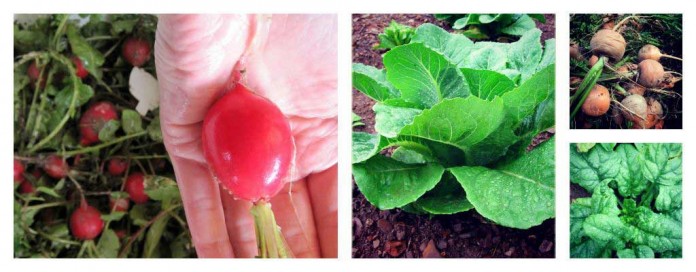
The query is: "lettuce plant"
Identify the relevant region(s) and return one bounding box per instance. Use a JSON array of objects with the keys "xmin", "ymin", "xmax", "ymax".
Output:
[
  {"xmin": 352, "ymin": 23, "xmax": 555, "ymax": 229},
  {"xmin": 434, "ymin": 14, "xmax": 546, "ymax": 40},
  {"xmin": 570, "ymin": 143, "xmax": 682, "ymax": 258}
]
